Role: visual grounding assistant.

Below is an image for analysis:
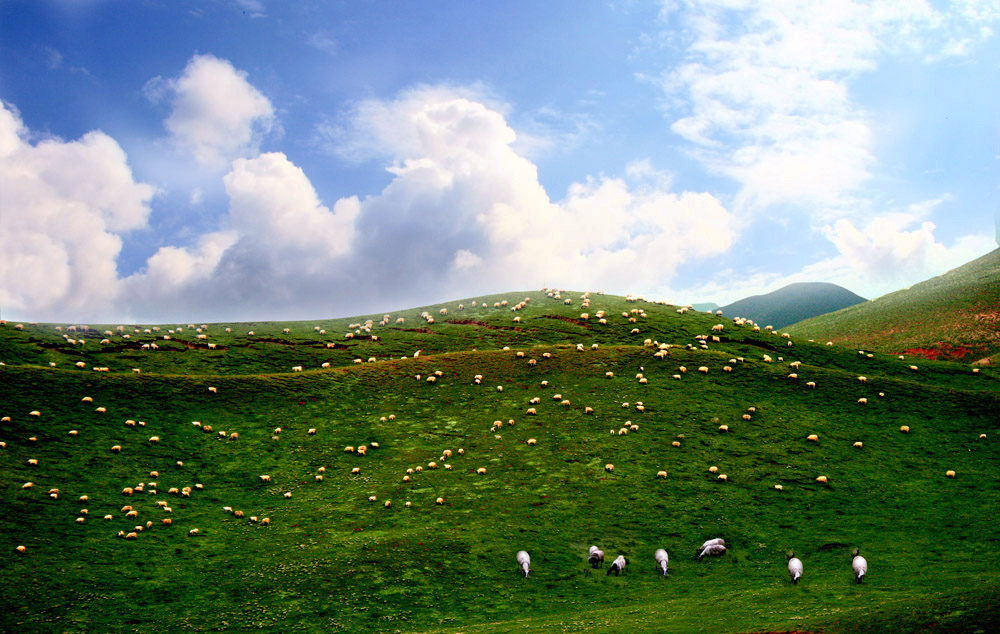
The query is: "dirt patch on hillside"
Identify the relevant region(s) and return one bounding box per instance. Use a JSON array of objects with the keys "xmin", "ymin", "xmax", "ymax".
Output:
[
  {"xmin": 539, "ymin": 315, "xmax": 590, "ymax": 328},
  {"xmin": 446, "ymin": 319, "xmax": 522, "ymax": 331},
  {"xmin": 901, "ymin": 343, "xmax": 983, "ymax": 361}
]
